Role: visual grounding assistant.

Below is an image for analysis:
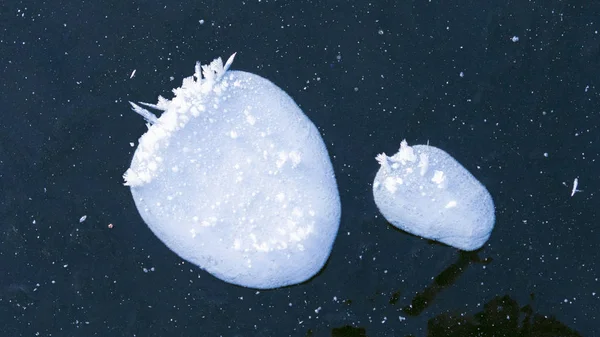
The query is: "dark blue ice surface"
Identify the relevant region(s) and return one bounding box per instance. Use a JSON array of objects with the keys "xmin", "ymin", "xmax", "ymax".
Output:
[{"xmin": 0, "ymin": 1, "xmax": 597, "ymax": 336}]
